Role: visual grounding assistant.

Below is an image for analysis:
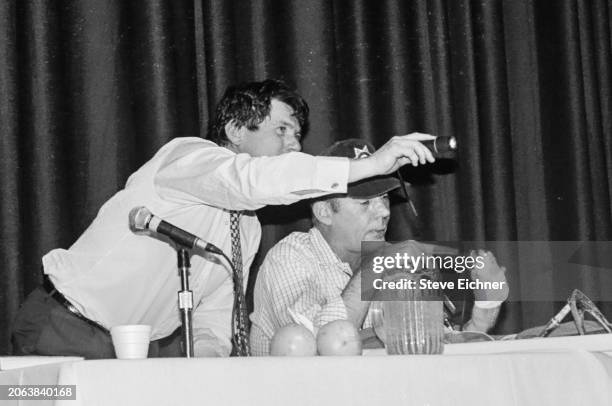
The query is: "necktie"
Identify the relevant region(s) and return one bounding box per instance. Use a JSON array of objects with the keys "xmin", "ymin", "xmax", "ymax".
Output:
[{"xmin": 229, "ymin": 211, "xmax": 250, "ymax": 356}]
